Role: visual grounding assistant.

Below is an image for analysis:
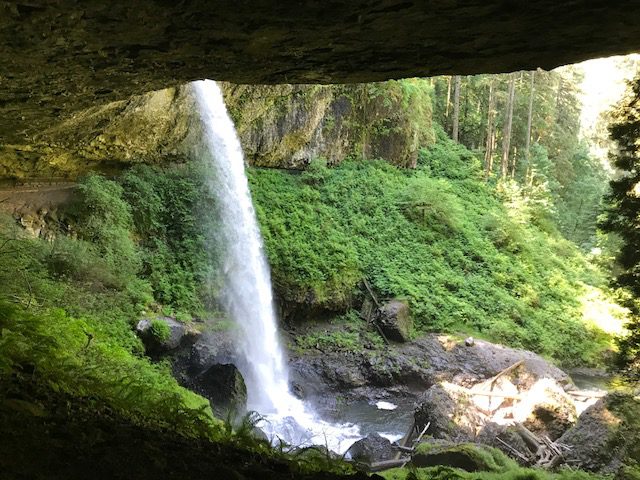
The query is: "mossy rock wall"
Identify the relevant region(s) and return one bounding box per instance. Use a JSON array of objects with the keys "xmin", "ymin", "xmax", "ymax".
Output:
[{"xmin": 221, "ymin": 79, "xmax": 435, "ymax": 169}]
